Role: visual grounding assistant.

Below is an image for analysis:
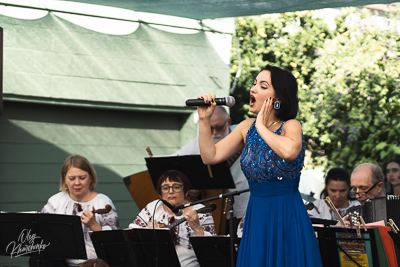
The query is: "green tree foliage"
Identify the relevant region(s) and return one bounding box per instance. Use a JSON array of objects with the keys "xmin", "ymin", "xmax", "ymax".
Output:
[{"xmin": 230, "ymin": 8, "xmax": 400, "ymax": 171}]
